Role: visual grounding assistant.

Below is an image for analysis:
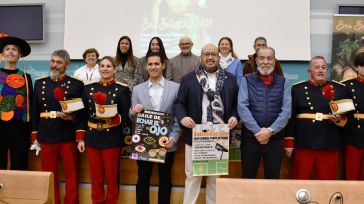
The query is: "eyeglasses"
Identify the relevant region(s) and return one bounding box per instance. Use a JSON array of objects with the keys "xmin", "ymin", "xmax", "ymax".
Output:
[{"xmin": 202, "ymin": 53, "xmax": 218, "ymax": 57}]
